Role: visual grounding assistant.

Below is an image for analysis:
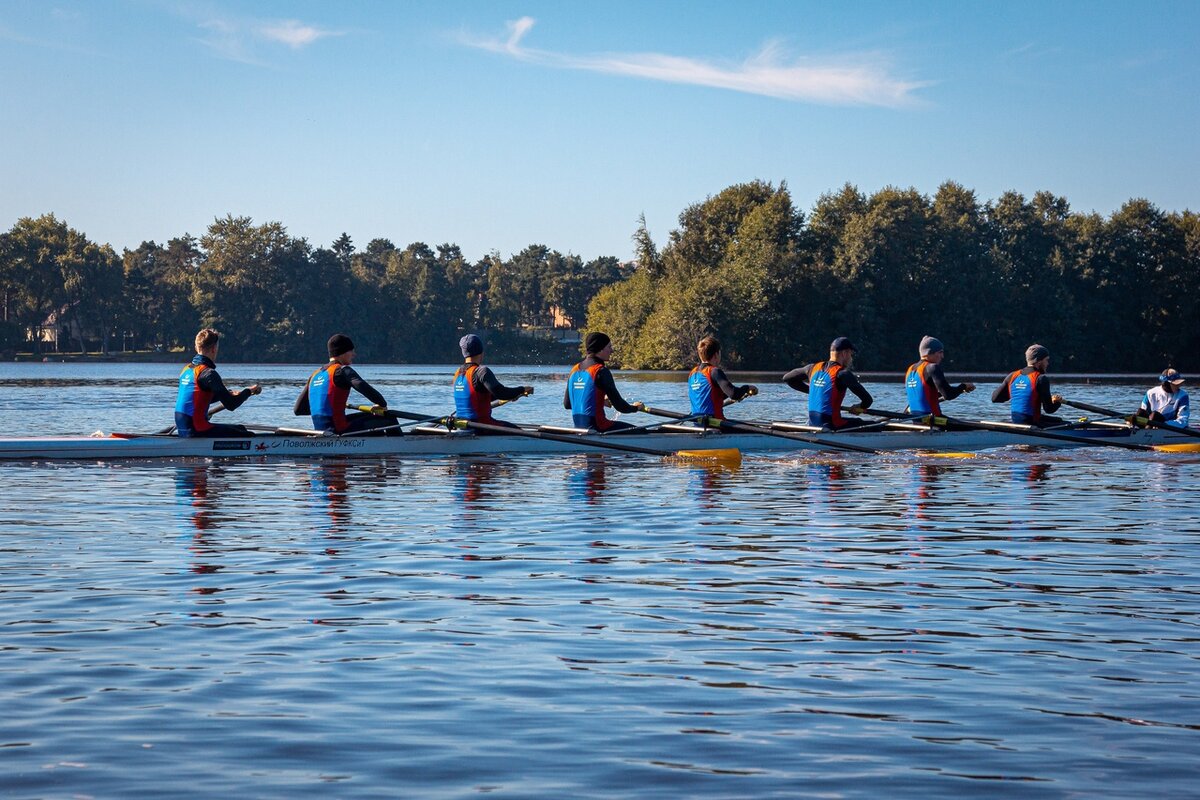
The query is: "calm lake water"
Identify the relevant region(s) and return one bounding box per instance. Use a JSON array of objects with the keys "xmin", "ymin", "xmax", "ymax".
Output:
[{"xmin": 1, "ymin": 363, "xmax": 1198, "ymax": 798}]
